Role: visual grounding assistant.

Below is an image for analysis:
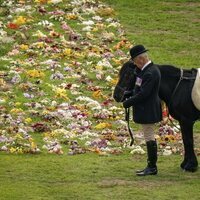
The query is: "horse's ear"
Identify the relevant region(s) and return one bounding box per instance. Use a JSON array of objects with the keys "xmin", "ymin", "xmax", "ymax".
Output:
[{"xmin": 120, "ymin": 60, "xmax": 135, "ymax": 74}]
